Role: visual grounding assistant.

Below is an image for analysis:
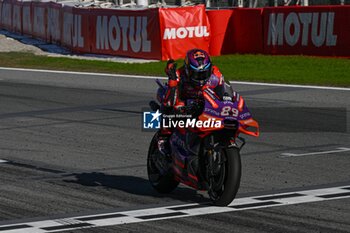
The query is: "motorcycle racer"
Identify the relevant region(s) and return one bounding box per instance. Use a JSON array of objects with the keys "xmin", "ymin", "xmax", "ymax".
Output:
[{"xmin": 157, "ymin": 48, "xmax": 234, "ymax": 155}]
